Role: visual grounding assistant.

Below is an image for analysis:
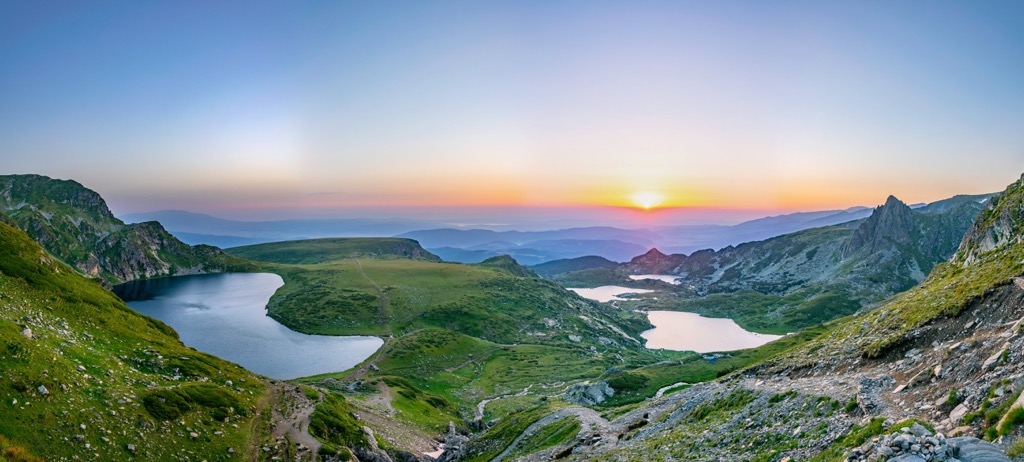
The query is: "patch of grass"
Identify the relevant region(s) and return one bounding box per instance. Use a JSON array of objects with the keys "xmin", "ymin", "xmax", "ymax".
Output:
[
  {"xmin": 299, "ymin": 385, "xmax": 320, "ymax": 401},
  {"xmin": 769, "ymin": 390, "xmax": 798, "ymax": 404},
  {"xmin": 844, "ymin": 396, "xmax": 859, "ymax": 413},
  {"xmin": 309, "ymin": 393, "xmax": 367, "ymax": 449},
  {"xmin": 690, "ymin": 389, "xmax": 757, "ymax": 421},
  {"xmin": 379, "ymin": 376, "xmax": 460, "ymax": 432},
  {"xmin": 505, "ymin": 417, "xmax": 581, "ymax": 460},
  {"xmin": 1000, "ymin": 405, "xmax": 1024, "ymax": 437},
  {"xmin": 141, "ymin": 384, "xmax": 247, "ymax": 421},
  {"xmin": 808, "ymin": 417, "xmax": 885, "ymax": 462},
  {"xmin": 606, "ymin": 371, "xmax": 649, "ymax": 392},
  {"xmin": 461, "ymin": 406, "xmax": 553, "ymax": 462},
  {"xmin": 1007, "ymin": 438, "xmax": 1024, "ymax": 458},
  {"xmin": 251, "ymin": 256, "xmax": 648, "ymax": 347}
]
